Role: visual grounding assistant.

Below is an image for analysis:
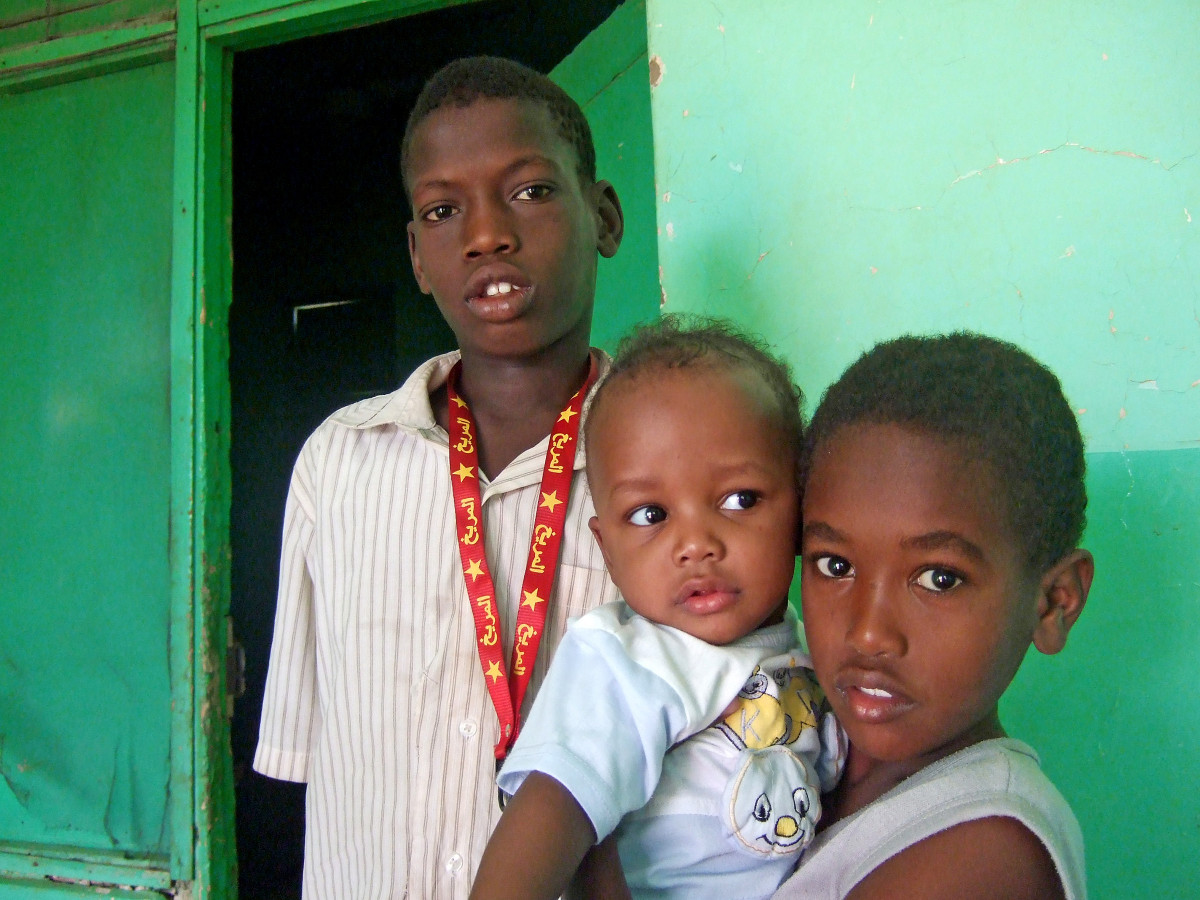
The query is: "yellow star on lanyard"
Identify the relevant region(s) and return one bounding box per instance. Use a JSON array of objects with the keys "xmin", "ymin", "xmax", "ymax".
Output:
[
  {"xmin": 522, "ymin": 588, "xmax": 546, "ymax": 611},
  {"xmin": 452, "ymin": 395, "xmax": 468, "ymax": 408},
  {"xmin": 453, "ymin": 462, "xmax": 475, "ymax": 482},
  {"xmin": 557, "ymin": 406, "xmax": 578, "ymax": 424},
  {"xmin": 465, "ymin": 558, "xmax": 485, "ymax": 581},
  {"xmin": 540, "ymin": 490, "xmax": 563, "ymax": 513},
  {"xmin": 484, "ymin": 660, "xmax": 504, "ymax": 683}
]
